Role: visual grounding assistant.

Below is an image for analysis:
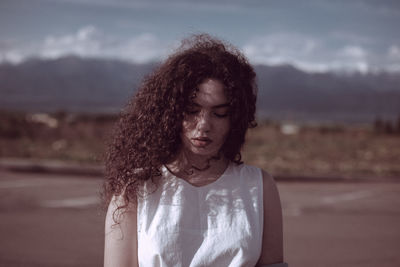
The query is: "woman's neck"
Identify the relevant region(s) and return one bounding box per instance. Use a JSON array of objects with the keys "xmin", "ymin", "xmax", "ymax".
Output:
[{"xmin": 165, "ymin": 149, "xmax": 229, "ymax": 184}]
